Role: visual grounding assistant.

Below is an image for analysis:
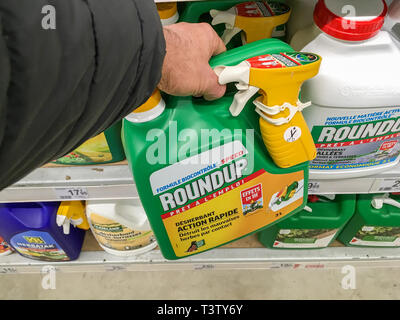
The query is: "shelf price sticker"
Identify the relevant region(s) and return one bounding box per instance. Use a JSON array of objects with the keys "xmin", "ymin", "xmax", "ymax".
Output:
[
  {"xmin": 54, "ymin": 187, "xmax": 89, "ymax": 200},
  {"xmin": 376, "ymin": 179, "xmax": 400, "ymax": 193},
  {"xmin": 308, "ymin": 181, "xmax": 320, "ymax": 194}
]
